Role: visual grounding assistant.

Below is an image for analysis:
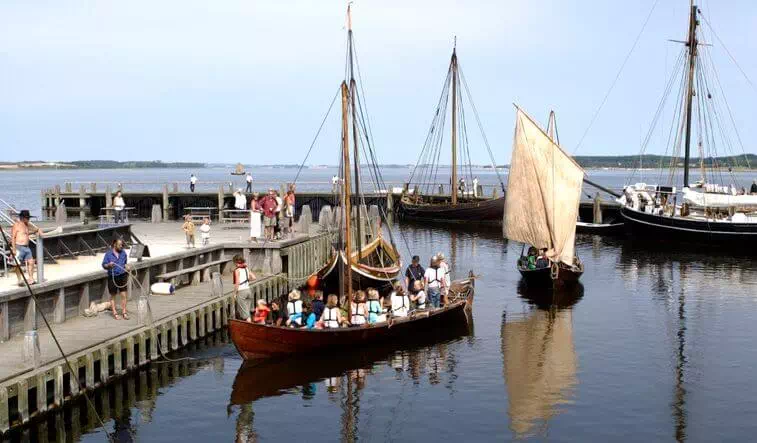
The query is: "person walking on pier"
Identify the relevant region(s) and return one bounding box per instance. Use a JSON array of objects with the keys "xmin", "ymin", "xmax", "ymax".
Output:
[
  {"xmin": 10, "ymin": 210, "xmax": 43, "ymax": 286},
  {"xmin": 245, "ymin": 173, "xmax": 253, "ymax": 193},
  {"xmin": 190, "ymin": 174, "xmax": 197, "ymax": 192},
  {"xmin": 102, "ymin": 238, "xmax": 130, "ymax": 320},
  {"xmin": 182, "ymin": 215, "xmax": 196, "ymax": 248},
  {"xmin": 233, "ymin": 255, "xmax": 256, "ymax": 322}
]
